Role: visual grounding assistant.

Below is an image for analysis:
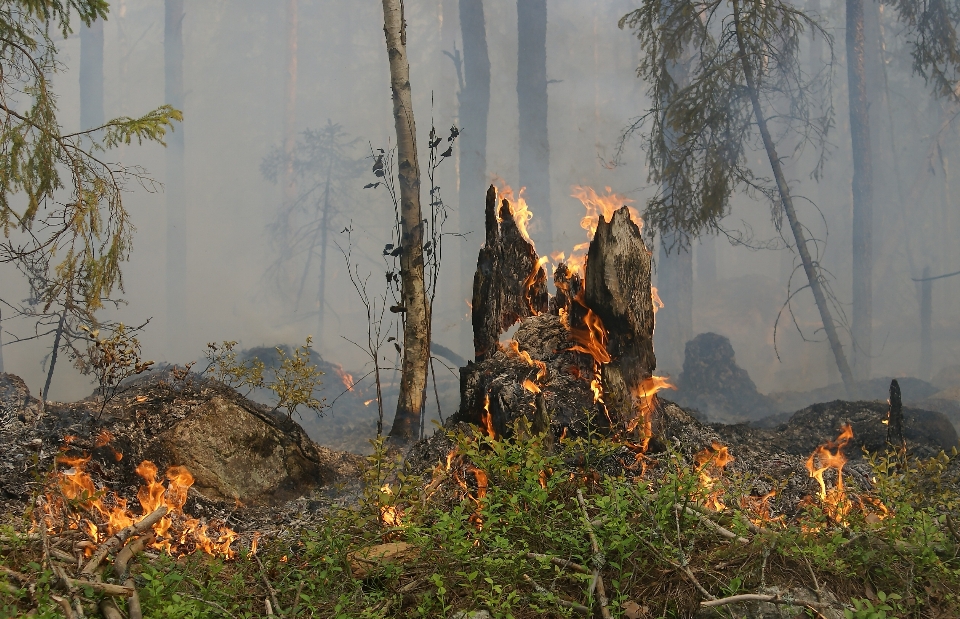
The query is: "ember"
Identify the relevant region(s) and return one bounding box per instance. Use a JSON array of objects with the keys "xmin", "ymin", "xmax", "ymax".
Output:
[{"xmin": 694, "ymin": 442, "xmax": 735, "ymax": 510}]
